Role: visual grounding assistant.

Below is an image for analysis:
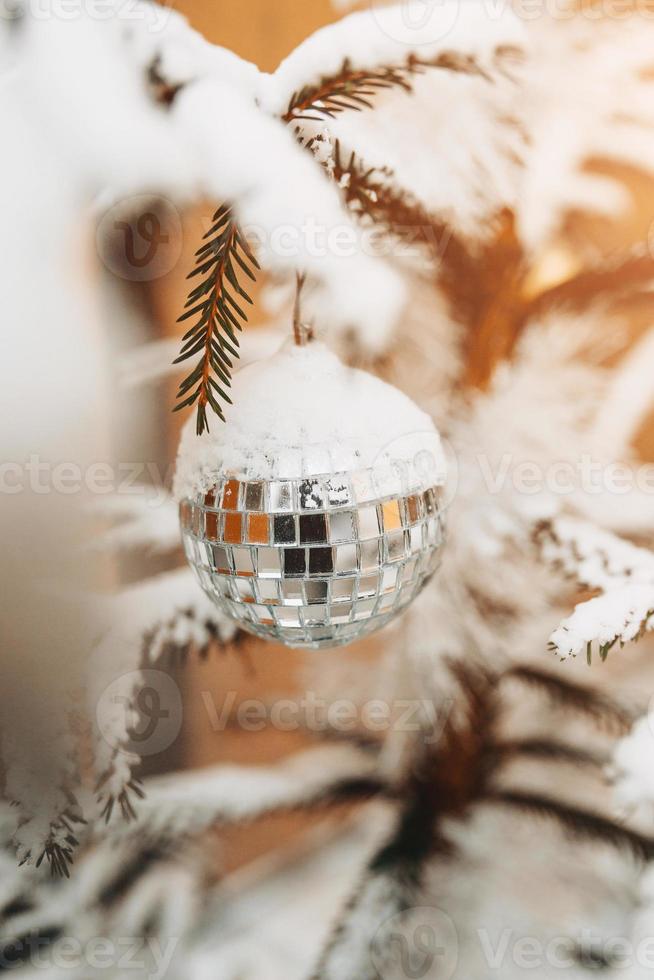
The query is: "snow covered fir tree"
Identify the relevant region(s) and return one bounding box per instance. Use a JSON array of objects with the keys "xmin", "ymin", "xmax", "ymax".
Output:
[{"xmin": 3, "ymin": 0, "xmax": 654, "ymax": 977}]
